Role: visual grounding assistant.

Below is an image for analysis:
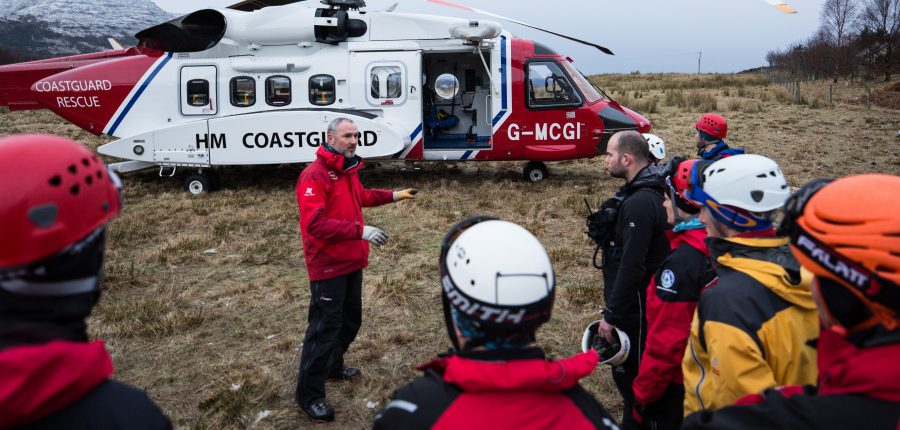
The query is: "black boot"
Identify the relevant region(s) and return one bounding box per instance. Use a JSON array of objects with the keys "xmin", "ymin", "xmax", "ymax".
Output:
[{"xmin": 299, "ymin": 399, "xmax": 335, "ymax": 422}]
